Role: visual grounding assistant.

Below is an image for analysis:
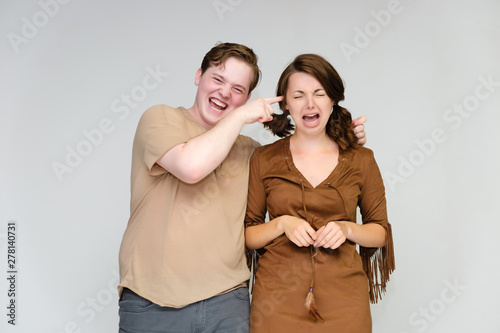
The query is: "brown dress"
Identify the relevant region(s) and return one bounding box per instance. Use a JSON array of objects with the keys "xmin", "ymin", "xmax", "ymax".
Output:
[{"xmin": 245, "ymin": 137, "xmax": 395, "ymax": 333}]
